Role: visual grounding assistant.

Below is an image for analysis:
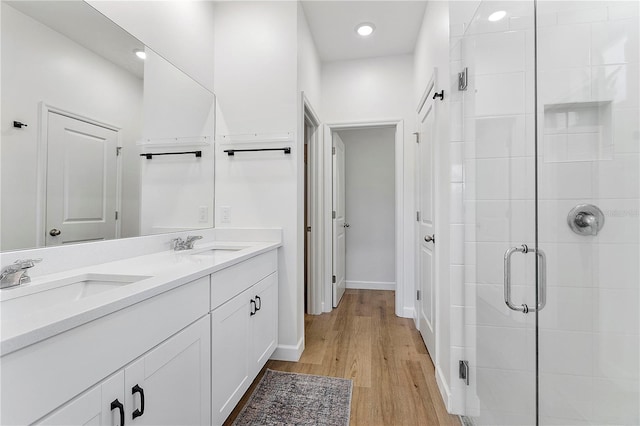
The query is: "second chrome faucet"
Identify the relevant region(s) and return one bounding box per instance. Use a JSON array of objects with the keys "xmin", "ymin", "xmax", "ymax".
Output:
[{"xmin": 171, "ymin": 235, "xmax": 203, "ymax": 251}]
